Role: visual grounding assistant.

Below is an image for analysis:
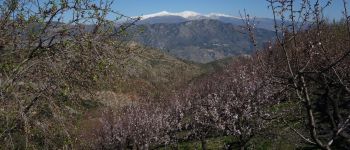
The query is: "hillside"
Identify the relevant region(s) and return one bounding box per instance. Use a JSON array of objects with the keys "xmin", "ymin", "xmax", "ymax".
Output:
[
  {"xmin": 136, "ymin": 11, "xmax": 279, "ymax": 31},
  {"xmin": 3, "ymin": 0, "xmax": 349, "ymax": 149},
  {"xmin": 128, "ymin": 19, "xmax": 274, "ymax": 63},
  {"xmin": 94, "ymin": 42, "xmax": 204, "ymax": 106}
]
